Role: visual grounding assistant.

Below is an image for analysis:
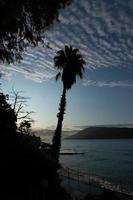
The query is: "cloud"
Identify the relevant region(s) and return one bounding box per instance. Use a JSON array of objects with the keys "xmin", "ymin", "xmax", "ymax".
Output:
[
  {"xmin": 0, "ymin": 0, "xmax": 133, "ymax": 81},
  {"xmin": 47, "ymin": 0, "xmax": 133, "ymax": 70},
  {"xmin": 83, "ymin": 79, "xmax": 133, "ymax": 88},
  {"xmin": 0, "ymin": 46, "xmax": 57, "ymax": 82},
  {"xmin": 0, "ymin": 64, "xmax": 14, "ymax": 81}
]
